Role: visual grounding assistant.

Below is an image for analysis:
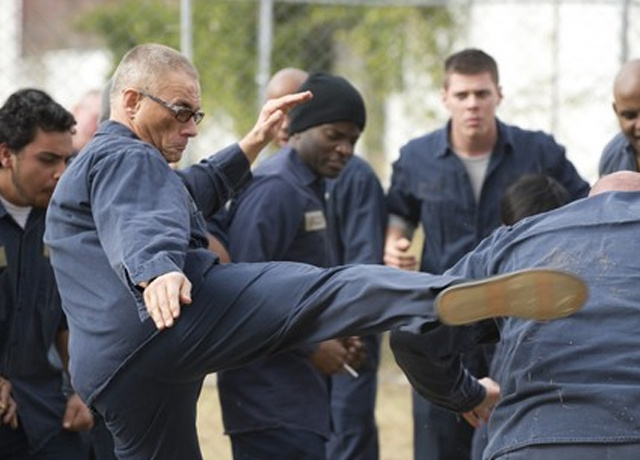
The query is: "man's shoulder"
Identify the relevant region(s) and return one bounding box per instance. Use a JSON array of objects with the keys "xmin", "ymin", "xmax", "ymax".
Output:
[
  {"xmin": 329, "ymin": 155, "xmax": 384, "ymax": 201},
  {"xmin": 602, "ymin": 132, "xmax": 629, "ymax": 156},
  {"xmin": 252, "ymin": 152, "xmax": 300, "ymax": 186},
  {"xmin": 81, "ymin": 124, "xmax": 153, "ymax": 166},
  {"xmin": 497, "ymin": 121, "xmax": 566, "ymax": 161},
  {"xmin": 599, "ymin": 132, "xmax": 635, "ymax": 175},
  {"xmin": 499, "ymin": 120, "xmax": 556, "ymax": 144},
  {"xmin": 238, "ymin": 159, "xmax": 300, "ymax": 202},
  {"xmin": 400, "ymin": 126, "xmax": 448, "ymax": 157},
  {"xmin": 339, "ymin": 155, "xmax": 378, "ymax": 180}
]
